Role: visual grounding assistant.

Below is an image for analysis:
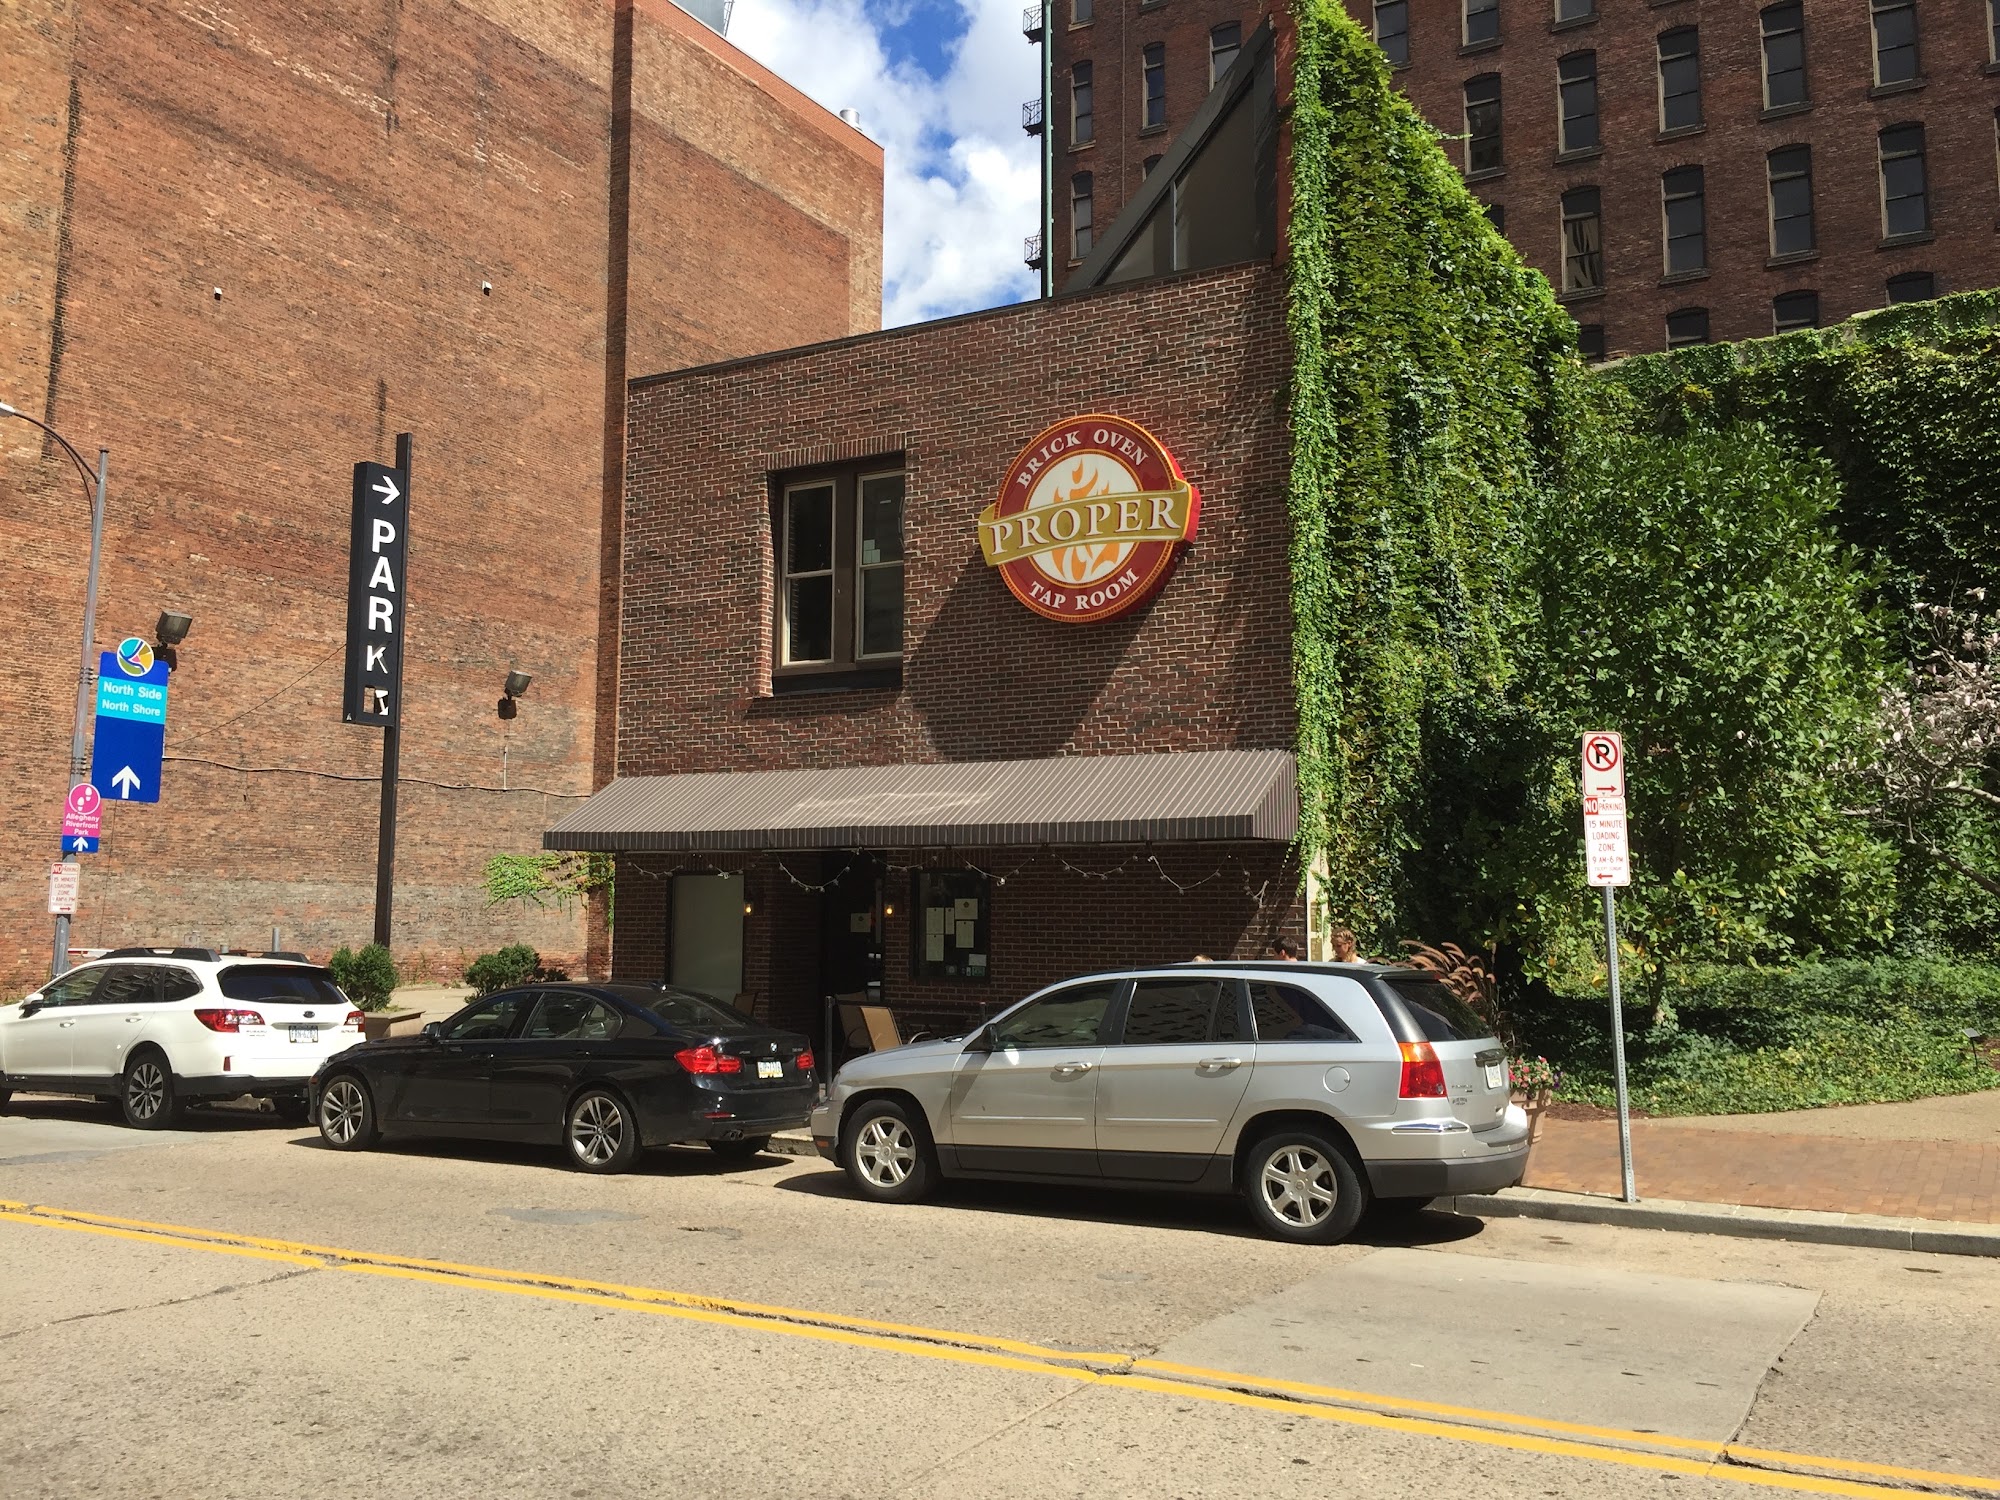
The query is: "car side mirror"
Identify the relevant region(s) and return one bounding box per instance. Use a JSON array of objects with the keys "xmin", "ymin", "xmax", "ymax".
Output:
[
  {"xmin": 19, "ymin": 997, "xmax": 44, "ymax": 1018},
  {"xmin": 964, "ymin": 1023, "xmax": 999, "ymax": 1054},
  {"xmin": 421, "ymin": 1022, "xmax": 443, "ymax": 1040}
]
